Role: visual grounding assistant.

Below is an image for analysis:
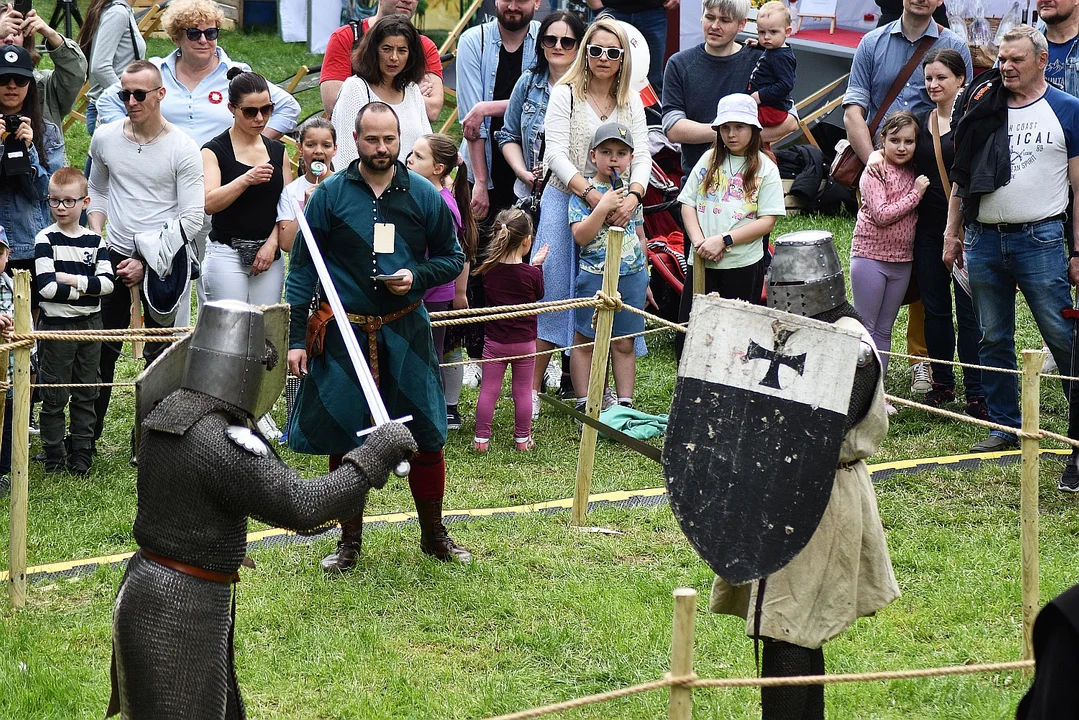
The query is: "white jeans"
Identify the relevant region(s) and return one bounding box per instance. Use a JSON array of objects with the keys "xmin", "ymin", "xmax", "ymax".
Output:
[{"xmin": 202, "ymin": 241, "xmax": 285, "ymax": 306}]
